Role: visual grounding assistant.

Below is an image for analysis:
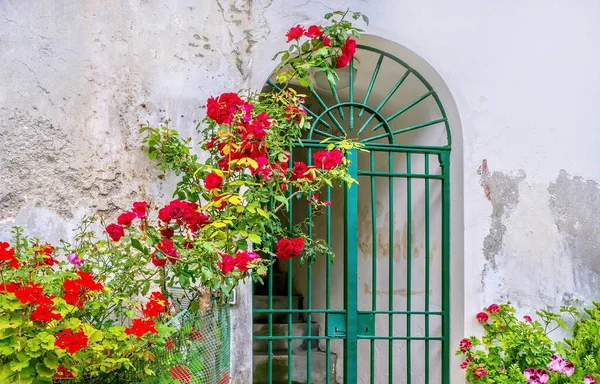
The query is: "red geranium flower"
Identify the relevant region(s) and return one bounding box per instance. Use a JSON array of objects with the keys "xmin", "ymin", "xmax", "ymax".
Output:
[
  {"xmin": 487, "ymin": 303, "xmax": 500, "ymax": 313},
  {"xmin": 54, "ymin": 329, "xmax": 88, "ymax": 354},
  {"xmin": 63, "ymin": 271, "xmax": 103, "ymax": 308},
  {"xmin": 117, "ymin": 211, "xmax": 136, "ymax": 226},
  {"xmin": 54, "ymin": 365, "xmax": 74, "ymax": 379},
  {"xmin": 12, "ymin": 281, "xmax": 44, "ymax": 305},
  {"xmin": 189, "ymin": 328, "xmax": 203, "ymax": 340},
  {"xmin": 476, "ymin": 312, "xmax": 489, "ymax": 322},
  {"xmin": 169, "ymin": 365, "xmax": 192, "ymax": 383},
  {"xmin": 286, "ymin": 25, "xmax": 305, "ymax": 42},
  {"xmin": 125, "ymin": 318, "xmax": 158, "ymax": 337},
  {"xmin": 142, "ymin": 291, "xmax": 168, "ymax": 318},
  {"xmin": 459, "ymin": 338, "xmax": 472, "ymax": 353},
  {"xmin": 0, "ymin": 242, "xmax": 19, "ymax": 269},
  {"xmin": 30, "ymin": 295, "xmax": 62, "ymax": 322},
  {"xmin": 164, "ymin": 337, "xmax": 175, "ymax": 350},
  {"xmin": 105, "ymin": 223, "xmax": 125, "ymax": 242}
]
